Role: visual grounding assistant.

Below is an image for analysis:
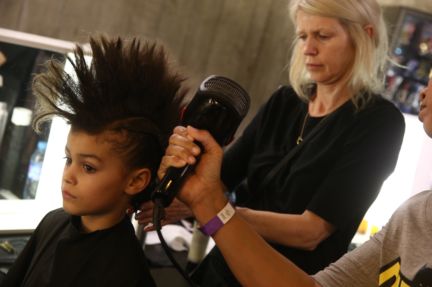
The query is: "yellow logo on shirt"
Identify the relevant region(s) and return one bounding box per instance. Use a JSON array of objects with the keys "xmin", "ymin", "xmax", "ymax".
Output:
[{"xmin": 379, "ymin": 258, "xmax": 410, "ymax": 287}]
